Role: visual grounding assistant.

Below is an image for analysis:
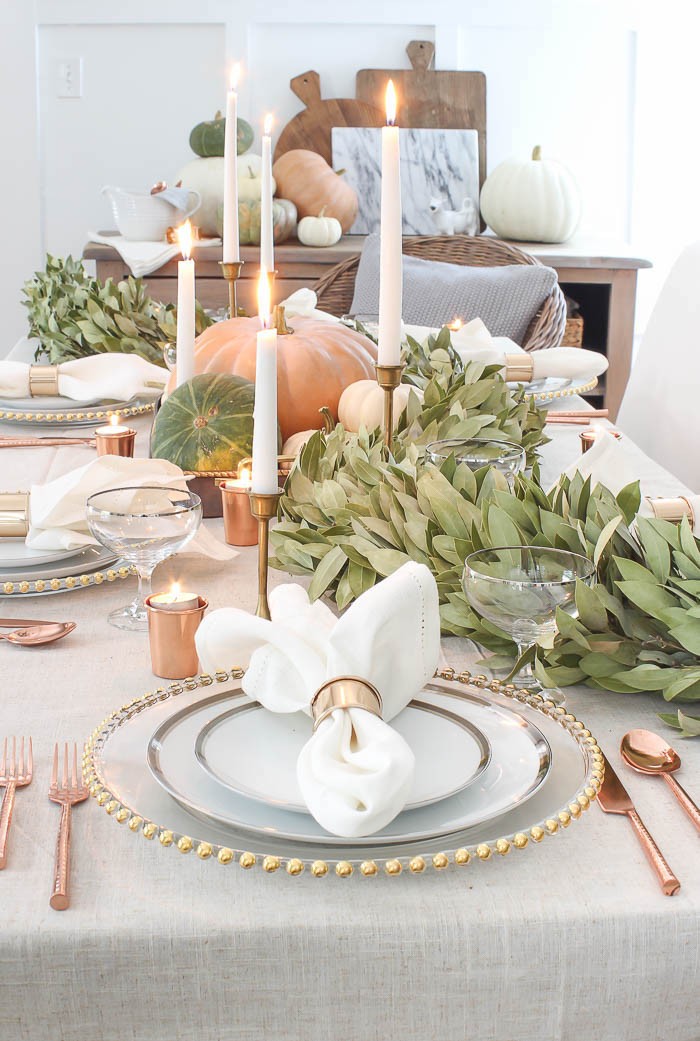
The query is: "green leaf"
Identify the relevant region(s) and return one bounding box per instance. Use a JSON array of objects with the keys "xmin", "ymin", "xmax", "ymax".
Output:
[{"xmin": 307, "ymin": 545, "xmax": 347, "ymax": 601}]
